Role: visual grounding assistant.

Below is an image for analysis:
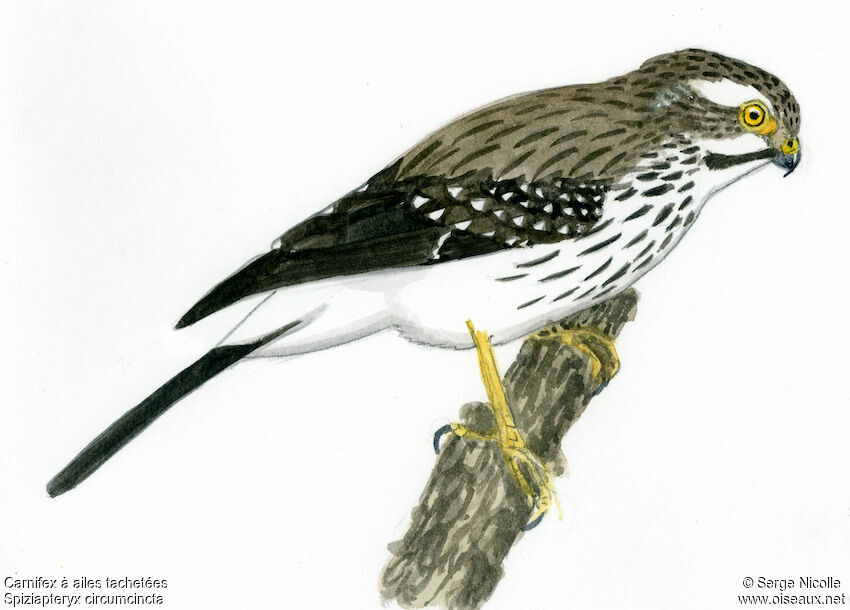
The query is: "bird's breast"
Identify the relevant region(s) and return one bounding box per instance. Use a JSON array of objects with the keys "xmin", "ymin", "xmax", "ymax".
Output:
[{"xmin": 388, "ymin": 155, "xmax": 711, "ymax": 347}]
